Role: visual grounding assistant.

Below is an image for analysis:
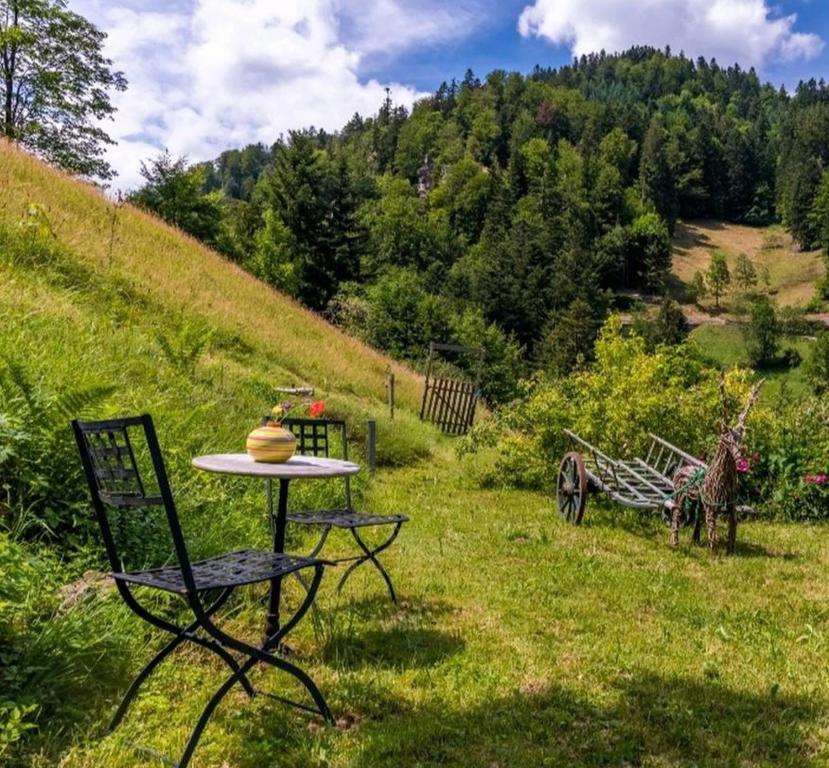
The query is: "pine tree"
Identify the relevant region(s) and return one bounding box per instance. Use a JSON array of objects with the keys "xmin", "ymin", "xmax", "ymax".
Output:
[
  {"xmin": 808, "ymin": 170, "xmax": 829, "ymax": 253},
  {"xmin": 744, "ymin": 296, "xmax": 779, "ymax": 366},
  {"xmin": 639, "ymin": 116, "xmax": 677, "ymax": 233},
  {"xmin": 691, "ymin": 271, "xmax": 707, "ymax": 305}
]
